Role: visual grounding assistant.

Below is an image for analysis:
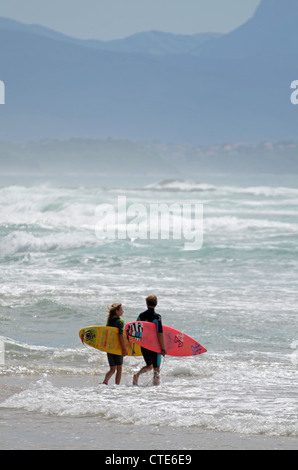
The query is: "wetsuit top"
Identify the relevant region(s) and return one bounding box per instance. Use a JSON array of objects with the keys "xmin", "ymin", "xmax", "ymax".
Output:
[
  {"xmin": 137, "ymin": 307, "xmax": 163, "ymax": 333},
  {"xmin": 107, "ymin": 315, "xmax": 124, "ymax": 335}
]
